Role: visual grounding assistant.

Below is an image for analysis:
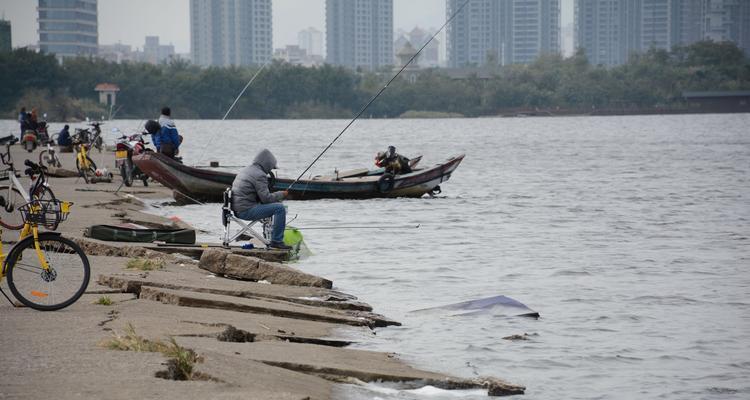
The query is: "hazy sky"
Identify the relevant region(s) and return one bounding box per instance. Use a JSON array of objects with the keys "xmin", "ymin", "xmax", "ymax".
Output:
[{"xmin": 1, "ymin": 0, "xmax": 574, "ymax": 54}]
